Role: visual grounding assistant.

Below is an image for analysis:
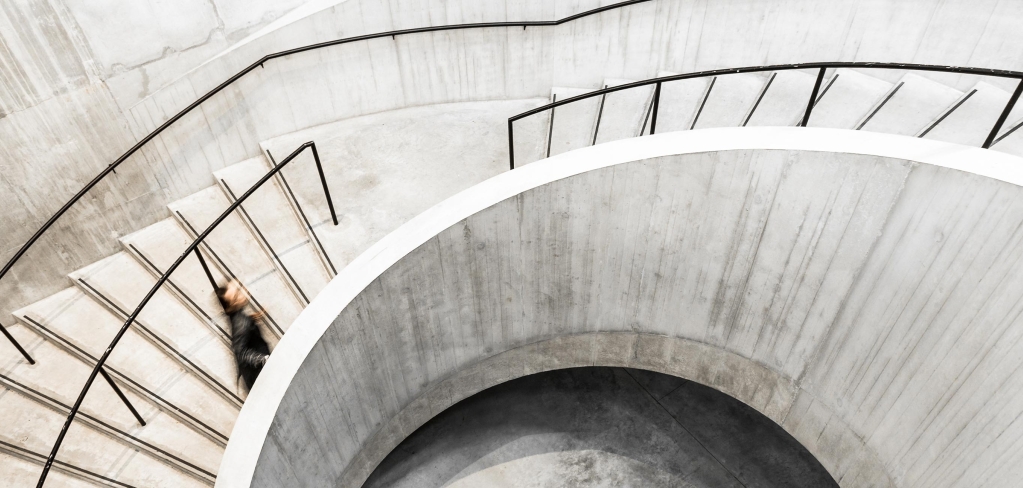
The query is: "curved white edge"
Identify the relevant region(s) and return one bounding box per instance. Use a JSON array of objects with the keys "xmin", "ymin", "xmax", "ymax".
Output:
[{"xmin": 215, "ymin": 127, "xmax": 1023, "ymax": 486}]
